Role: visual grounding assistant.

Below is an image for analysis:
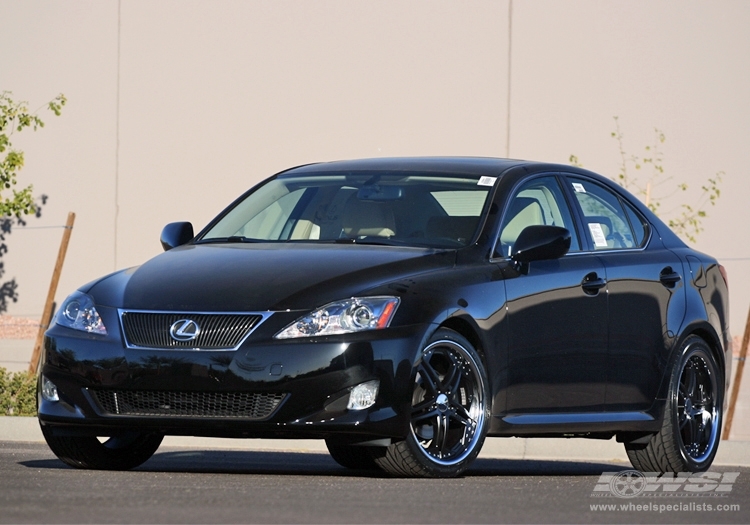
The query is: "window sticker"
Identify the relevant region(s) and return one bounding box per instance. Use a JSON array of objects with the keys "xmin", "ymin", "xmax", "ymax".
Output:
[
  {"xmin": 572, "ymin": 182, "xmax": 586, "ymax": 193},
  {"xmin": 477, "ymin": 176, "xmax": 497, "ymax": 187},
  {"xmin": 588, "ymin": 223, "xmax": 608, "ymax": 248}
]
